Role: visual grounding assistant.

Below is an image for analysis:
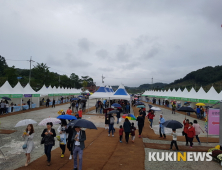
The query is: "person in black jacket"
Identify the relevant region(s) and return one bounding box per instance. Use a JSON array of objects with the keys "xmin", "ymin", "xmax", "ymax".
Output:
[
  {"xmin": 66, "ymin": 126, "xmax": 74, "ymax": 160},
  {"xmin": 52, "ymin": 99, "xmax": 55, "ymax": 108},
  {"xmin": 116, "ymin": 109, "xmax": 121, "ymax": 124},
  {"xmin": 46, "ymin": 98, "xmax": 50, "ymax": 107},
  {"xmin": 123, "ymin": 118, "xmax": 131, "ymax": 143},
  {"xmin": 27, "ymin": 99, "xmax": 31, "ymax": 109},
  {"xmin": 72, "ymin": 126, "xmax": 86, "ymax": 170},
  {"xmin": 41, "ymin": 122, "xmax": 56, "ymax": 166},
  {"xmin": 136, "ymin": 114, "xmax": 144, "ymax": 138}
]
